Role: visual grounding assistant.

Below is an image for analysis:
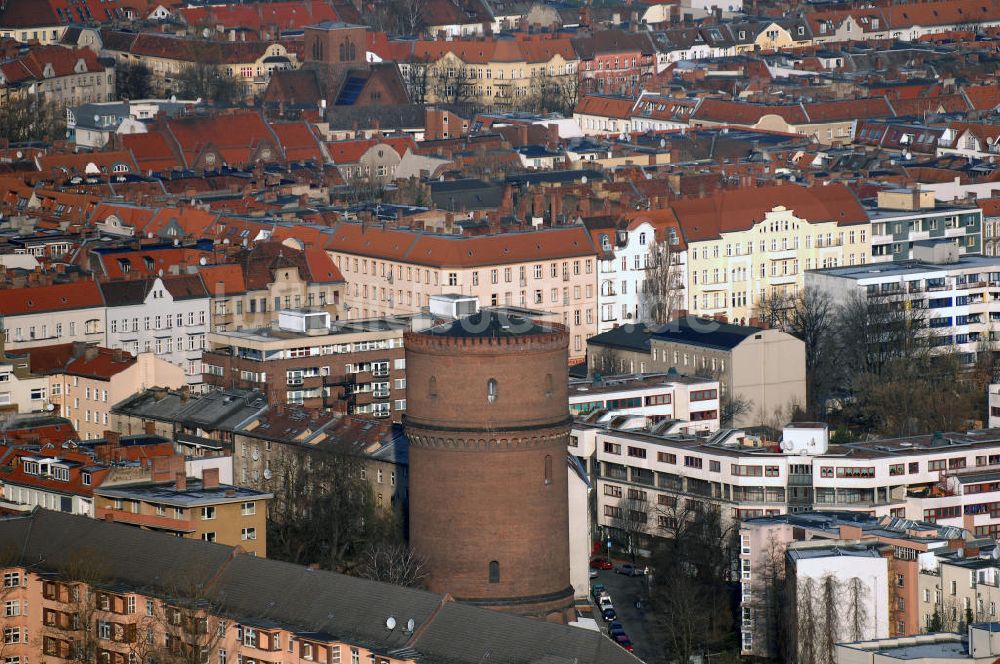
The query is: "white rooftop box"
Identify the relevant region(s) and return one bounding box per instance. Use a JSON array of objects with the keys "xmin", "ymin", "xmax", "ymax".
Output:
[
  {"xmin": 429, "ymin": 294, "xmax": 480, "ymax": 320},
  {"xmin": 780, "ymin": 422, "xmax": 829, "ymax": 455},
  {"xmin": 278, "ymin": 309, "xmax": 330, "ymax": 335}
]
